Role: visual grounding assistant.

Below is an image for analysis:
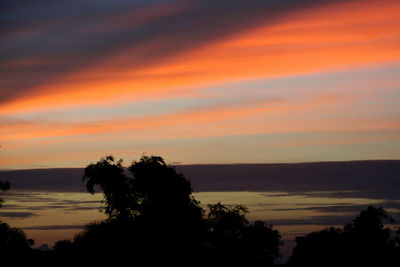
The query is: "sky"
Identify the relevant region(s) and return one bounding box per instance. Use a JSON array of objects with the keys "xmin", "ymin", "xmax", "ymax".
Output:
[{"xmin": 1, "ymin": 0, "xmax": 400, "ymax": 169}]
